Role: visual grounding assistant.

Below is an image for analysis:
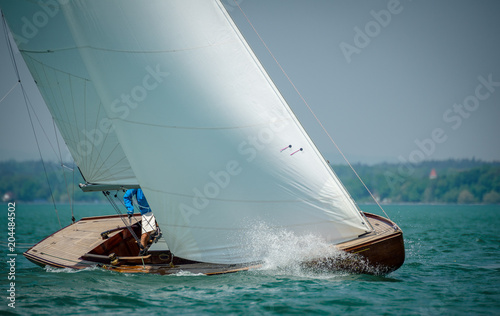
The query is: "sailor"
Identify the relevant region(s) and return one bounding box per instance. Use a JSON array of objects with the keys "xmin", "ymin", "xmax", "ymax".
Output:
[{"xmin": 123, "ymin": 188, "xmax": 156, "ymax": 256}]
